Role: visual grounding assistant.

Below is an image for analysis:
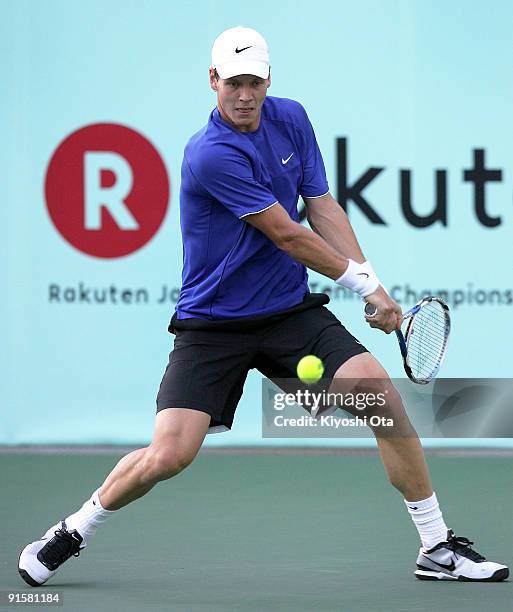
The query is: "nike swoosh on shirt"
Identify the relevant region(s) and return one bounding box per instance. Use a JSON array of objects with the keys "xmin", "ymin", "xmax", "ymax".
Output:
[
  {"xmin": 282, "ymin": 153, "xmax": 294, "ymax": 164},
  {"xmin": 356, "ymin": 272, "xmax": 369, "ymax": 278}
]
